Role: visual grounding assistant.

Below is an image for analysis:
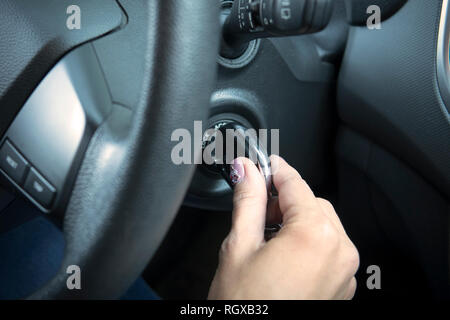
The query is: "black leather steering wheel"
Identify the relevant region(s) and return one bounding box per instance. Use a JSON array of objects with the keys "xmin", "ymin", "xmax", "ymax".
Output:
[{"xmin": 0, "ymin": 0, "xmax": 219, "ymax": 299}]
